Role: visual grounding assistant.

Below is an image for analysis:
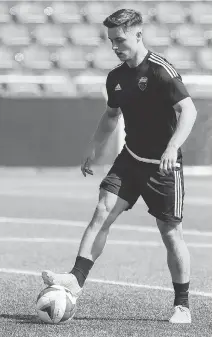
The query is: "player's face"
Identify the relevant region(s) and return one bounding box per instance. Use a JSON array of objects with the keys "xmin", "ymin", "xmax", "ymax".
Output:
[{"xmin": 108, "ymin": 26, "xmax": 140, "ymax": 61}]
